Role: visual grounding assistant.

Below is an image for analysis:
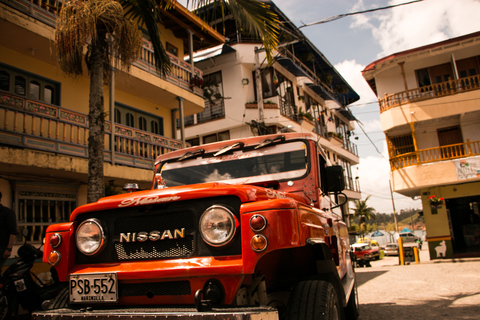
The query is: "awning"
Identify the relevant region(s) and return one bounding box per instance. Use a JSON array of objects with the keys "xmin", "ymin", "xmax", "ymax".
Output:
[
  {"xmin": 276, "ymin": 57, "xmax": 309, "ymax": 78},
  {"xmin": 189, "ymin": 44, "xmax": 236, "ymax": 63},
  {"xmin": 335, "ymin": 108, "xmax": 357, "ymax": 121}
]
